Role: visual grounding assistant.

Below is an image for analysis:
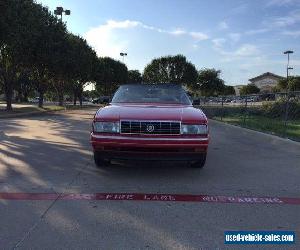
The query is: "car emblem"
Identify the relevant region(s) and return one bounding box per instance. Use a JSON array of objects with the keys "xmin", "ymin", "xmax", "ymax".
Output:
[{"xmin": 146, "ymin": 124, "xmax": 155, "ymax": 132}]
